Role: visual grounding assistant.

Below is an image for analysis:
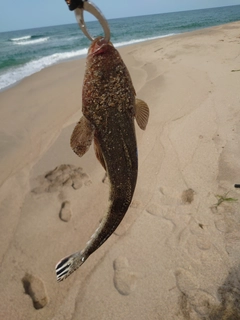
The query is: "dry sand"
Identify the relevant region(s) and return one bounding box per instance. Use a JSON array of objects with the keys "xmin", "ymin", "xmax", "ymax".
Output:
[{"xmin": 1, "ymin": 21, "xmax": 240, "ymax": 319}]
